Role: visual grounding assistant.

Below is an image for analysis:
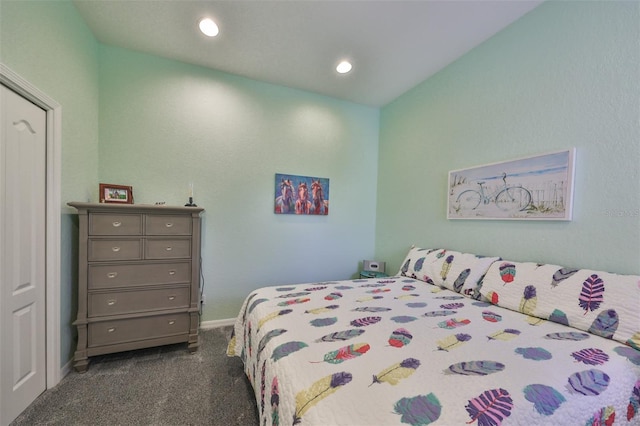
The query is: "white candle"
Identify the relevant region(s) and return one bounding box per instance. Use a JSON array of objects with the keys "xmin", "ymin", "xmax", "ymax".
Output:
[{"xmin": 189, "ymin": 183, "xmax": 193, "ymax": 198}]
